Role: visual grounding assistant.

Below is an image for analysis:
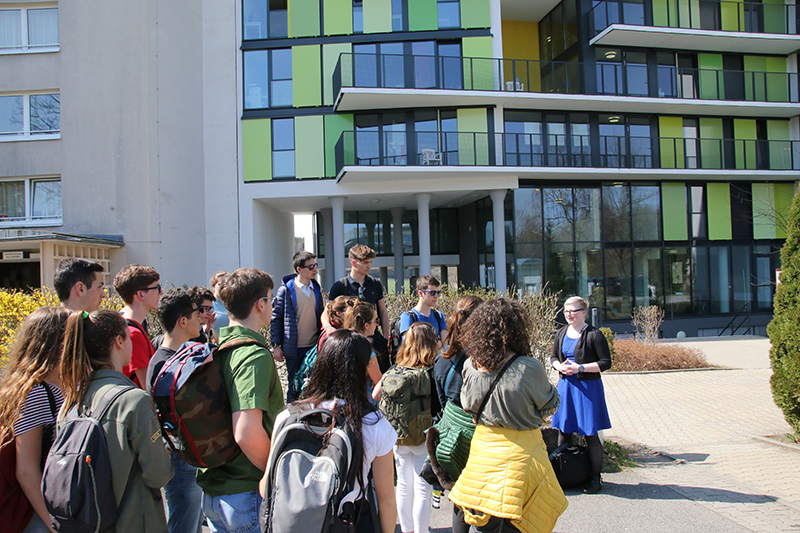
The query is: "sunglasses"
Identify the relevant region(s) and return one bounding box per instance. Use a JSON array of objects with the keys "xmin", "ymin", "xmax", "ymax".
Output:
[
  {"xmin": 199, "ymin": 305, "xmax": 213, "ymax": 313},
  {"xmin": 183, "ymin": 307, "xmax": 201, "ymax": 318},
  {"xmin": 300, "ymin": 263, "xmax": 318, "ymax": 270},
  {"xmin": 139, "ymin": 284, "xmax": 161, "ymax": 293},
  {"xmin": 422, "ymin": 290, "xmax": 442, "ymax": 296},
  {"xmin": 357, "ymin": 285, "xmax": 365, "ymax": 299}
]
